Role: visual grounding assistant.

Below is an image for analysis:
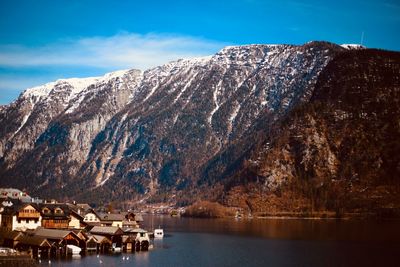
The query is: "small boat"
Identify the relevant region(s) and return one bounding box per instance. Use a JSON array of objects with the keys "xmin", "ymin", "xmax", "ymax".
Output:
[
  {"xmin": 67, "ymin": 244, "xmax": 81, "ymax": 255},
  {"xmin": 111, "ymin": 243, "xmax": 122, "ymax": 253},
  {"xmin": 112, "ymin": 247, "xmax": 122, "ymax": 253},
  {"xmin": 154, "ymin": 227, "xmax": 164, "ymax": 238}
]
